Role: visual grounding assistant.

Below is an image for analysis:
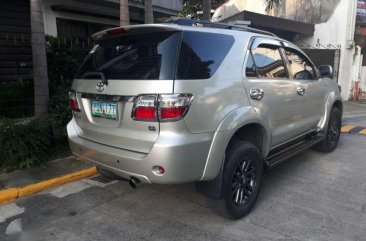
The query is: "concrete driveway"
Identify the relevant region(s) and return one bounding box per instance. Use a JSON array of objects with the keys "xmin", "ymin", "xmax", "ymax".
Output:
[{"xmin": 1, "ymin": 120, "xmax": 366, "ymax": 240}]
